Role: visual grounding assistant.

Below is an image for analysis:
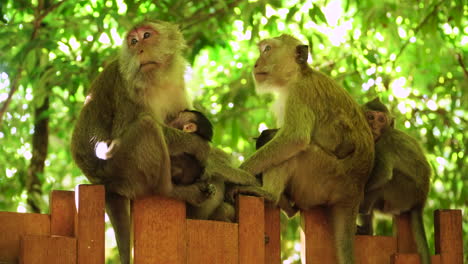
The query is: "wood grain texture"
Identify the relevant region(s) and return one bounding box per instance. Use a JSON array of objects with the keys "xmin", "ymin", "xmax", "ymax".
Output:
[
  {"xmin": 20, "ymin": 235, "xmax": 76, "ymax": 264},
  {"xmin": 133, "ymin": 196, "xmax": 186, "ymax": 264},
  {"xmin": 74, "ymin": 184, "xmax": 105, "ymax": 264},
  {"xmin": 0, "ymin": 212, "xmax": 50, "ymax": 264},
  {"xmin": 391, "ymin": 253, "xmax": 421, "ymax": 264},
  {"xmin": 394, "ymin": 213, "xmax": 418, "ymax": 253},
  {"xmin": 300, "ymin": 207, "xmax": 337, "ymax": 263},
  {"xmin": 237, "ymin": 195, "xmax": 265, "ymax": 264},
  {"xmin": 434, "ymin": 209, "xmax": 463, "ymax": 264},
  {"xmin": 264, "ymin": 204, "xmax": 281, "ymax": 264},
  {"xmin": 186, "ymin": 219, "xmax": 238, "ymax": 264},
  {"xmin": 50, "ymin": 190, "xmax": 76, "ymax": 237},
  {"xmin": 356, "ymin": 235, "xmax": 397, "ymax": 264}
]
